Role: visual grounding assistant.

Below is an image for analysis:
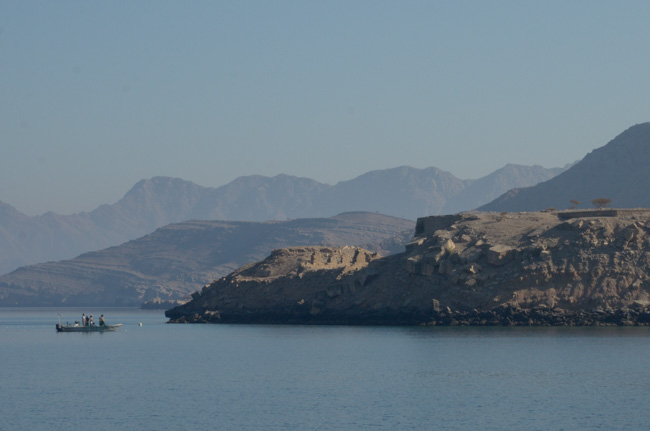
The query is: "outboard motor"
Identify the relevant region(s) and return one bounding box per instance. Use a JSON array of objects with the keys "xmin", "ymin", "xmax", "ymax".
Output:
[{"xmin": 56, "ymin": 323, "xmax": 63, "ymax": 332}]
